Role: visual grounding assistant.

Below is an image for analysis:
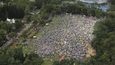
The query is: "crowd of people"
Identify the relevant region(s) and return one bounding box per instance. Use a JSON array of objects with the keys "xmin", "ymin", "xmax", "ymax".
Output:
[{"xmin": 25, "ymin": 14, "xmax": 98, "ymax": 60}]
